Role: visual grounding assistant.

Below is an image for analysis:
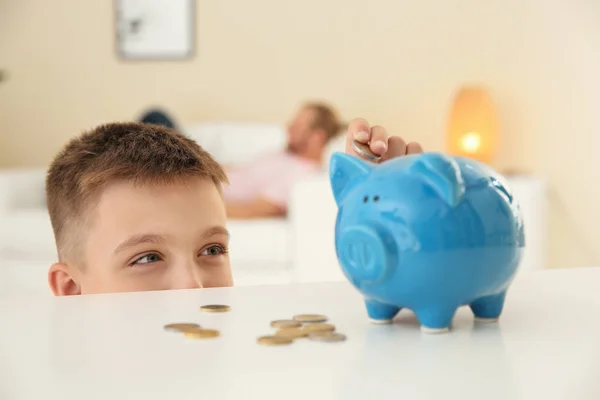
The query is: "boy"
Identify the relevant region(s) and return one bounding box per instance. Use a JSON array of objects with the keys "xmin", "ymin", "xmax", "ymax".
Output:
[{"xmin": 46, "ymin": 118, "xmax": 423, "ymax": 295}]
